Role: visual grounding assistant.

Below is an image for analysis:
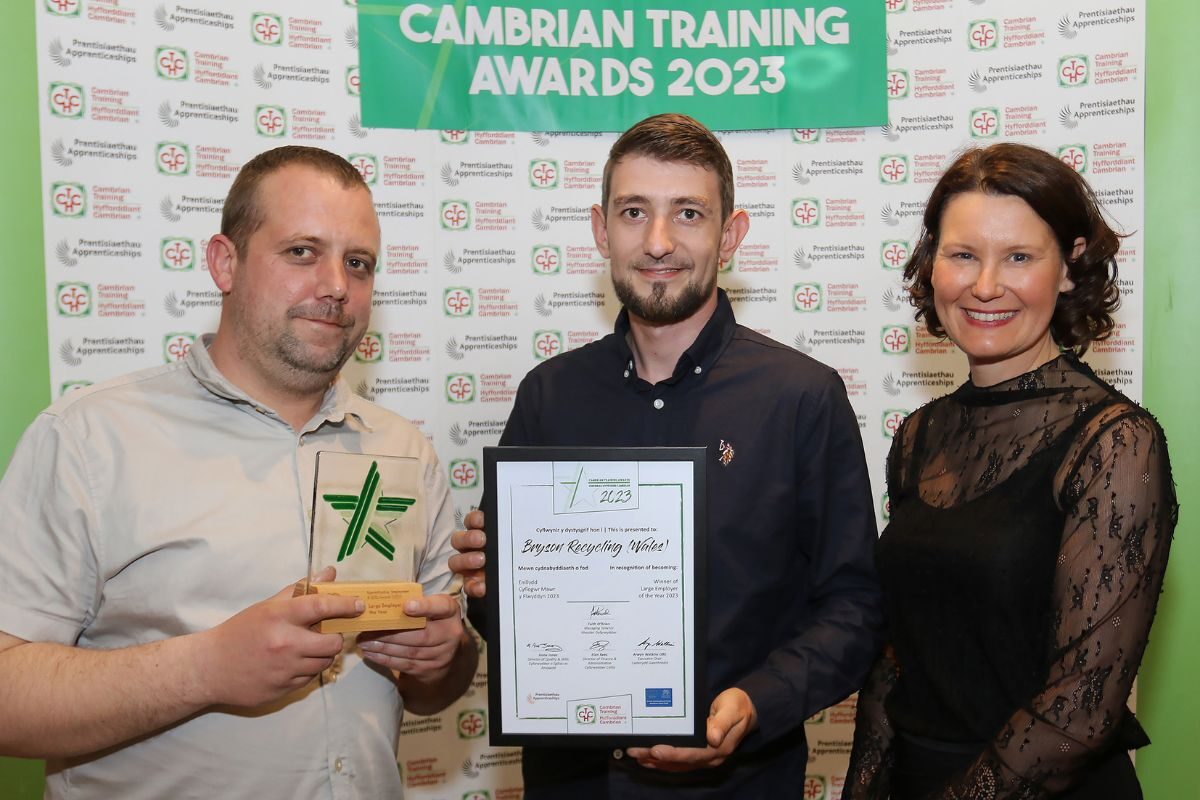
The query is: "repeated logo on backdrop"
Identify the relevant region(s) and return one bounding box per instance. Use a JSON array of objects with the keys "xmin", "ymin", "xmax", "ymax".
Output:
[{"xmin": 36, "ymin": 1, "xmax": 1145, "ymax": 797}]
